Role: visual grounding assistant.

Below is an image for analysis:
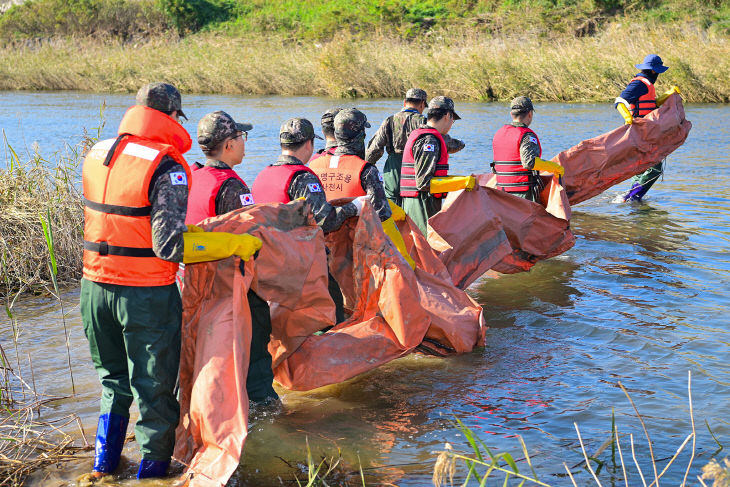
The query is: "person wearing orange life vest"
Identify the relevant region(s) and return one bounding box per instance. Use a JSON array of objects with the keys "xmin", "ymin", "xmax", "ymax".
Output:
[
  {"xmin": 491, "ymin": 96, "xmax": 564, "ymax": 202},
  {"xmin": 80, "ymin": 83, "xmax": 261, "ymax": 481},
  {"xmin": 186, "ymin": 110, "xmax": 279, "ymax": 405},
  {"xmin": 309, "ymin": 107, "xmax": 342, "ymax": 163},
  {"xmin": 400, "ymin": 96, "xmax": 476, "ymax": 235},
  {"xmin": 309, "ymin": 108, "xmax": 391, "ymax": 222},
  {"xmin": 616, "ymin": 54, "xmax": 678, "ymax": 202}
]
